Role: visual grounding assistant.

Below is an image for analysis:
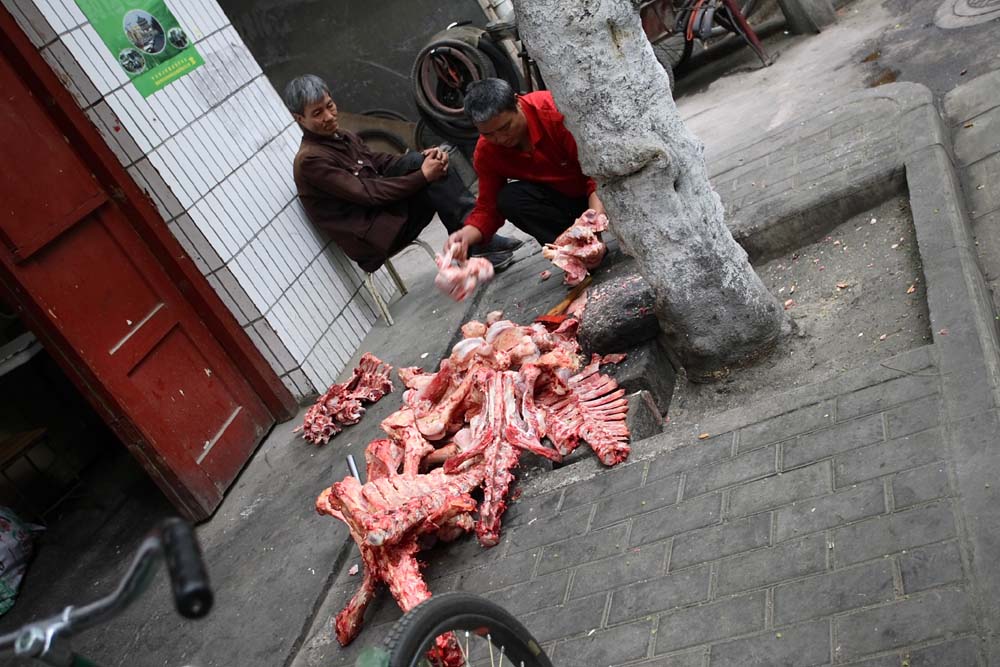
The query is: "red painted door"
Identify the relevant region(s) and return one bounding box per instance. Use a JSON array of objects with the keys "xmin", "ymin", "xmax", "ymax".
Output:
[{"xmin": 0, "ymin": 42, "xmax": 274, "ymax": 520}]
